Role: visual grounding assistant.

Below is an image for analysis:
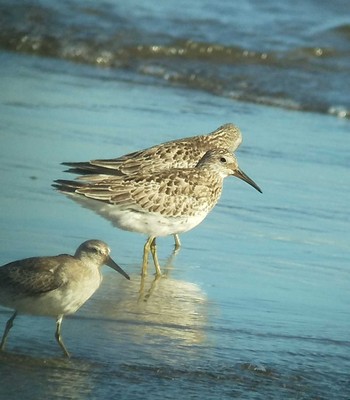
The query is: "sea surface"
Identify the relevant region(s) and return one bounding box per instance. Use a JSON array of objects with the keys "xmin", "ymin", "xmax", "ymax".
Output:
[{"xmin": 0, "ymin": 1, "xmax": 349, "ymax": 399}]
